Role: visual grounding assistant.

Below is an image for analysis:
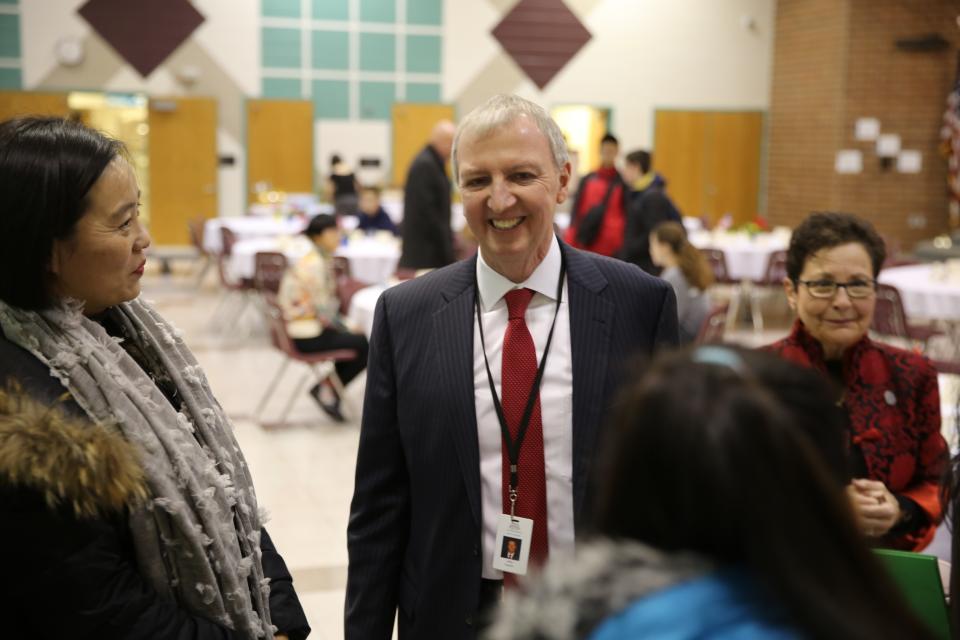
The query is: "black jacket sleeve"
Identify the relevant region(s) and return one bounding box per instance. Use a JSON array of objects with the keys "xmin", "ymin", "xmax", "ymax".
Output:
[
  {"xmin": 261, "ymin": 527, "xmax": 311, "ymax": 639},
  {"xmin": 345, "ymin": 293, "xmax": 410, "ymax": 639},
  {"xmin": 1, "ymin": 487, "xmax": 239, "ymax": 640}
]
